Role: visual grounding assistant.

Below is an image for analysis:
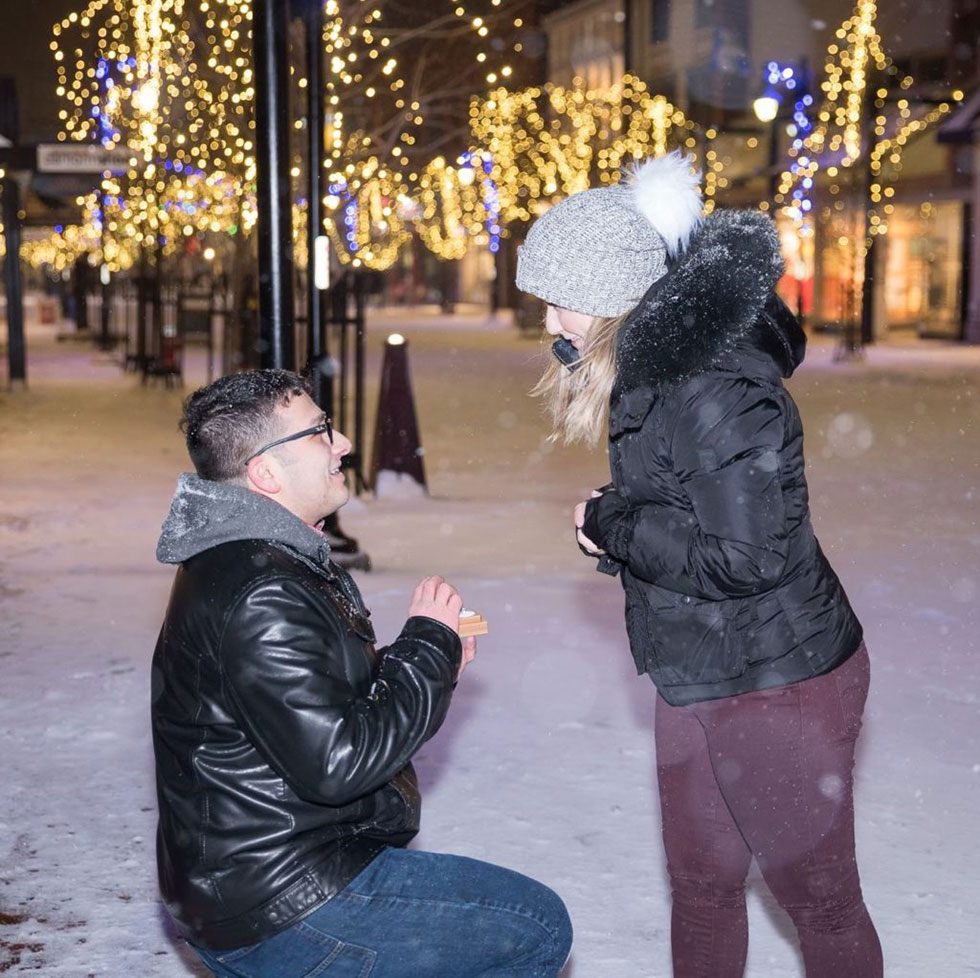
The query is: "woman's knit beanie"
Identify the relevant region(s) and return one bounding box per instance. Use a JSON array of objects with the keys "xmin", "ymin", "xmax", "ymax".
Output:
[{"xmin": 515, "ymin": 151, "xmax": 704, "ymax": 317}]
